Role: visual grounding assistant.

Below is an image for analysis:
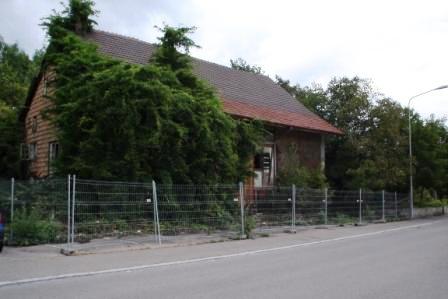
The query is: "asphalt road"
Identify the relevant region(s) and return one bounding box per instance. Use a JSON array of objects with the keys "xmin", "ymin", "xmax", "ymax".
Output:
[{"xmin": 1, "ymin": 217, "xmax": 447, "ymax": 299}]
